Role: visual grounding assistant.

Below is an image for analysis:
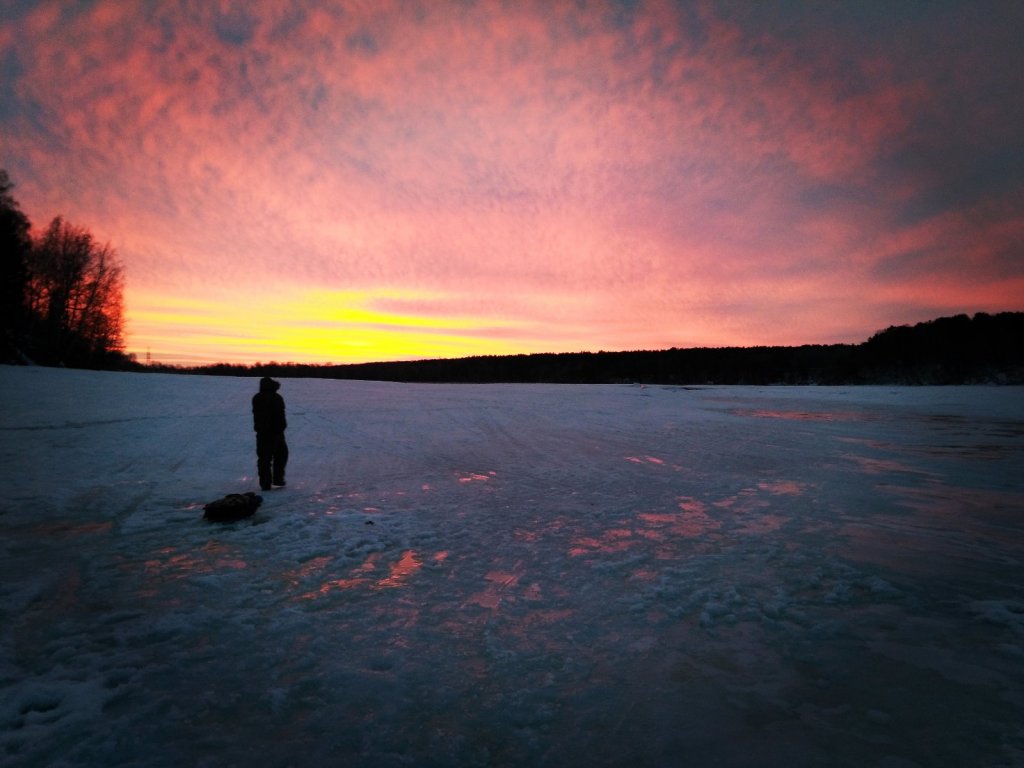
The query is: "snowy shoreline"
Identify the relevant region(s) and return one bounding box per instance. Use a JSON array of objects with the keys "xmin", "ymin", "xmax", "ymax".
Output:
[{"xmin": 2, "ymin": 366, "xmax": 1023, "ymax": 767}]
